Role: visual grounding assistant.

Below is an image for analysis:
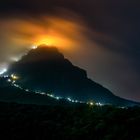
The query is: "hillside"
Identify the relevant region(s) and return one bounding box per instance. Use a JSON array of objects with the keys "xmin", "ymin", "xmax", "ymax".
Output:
[
  {"xmin": 6, "ymin": 45, "xmax": 139, "ymax": 106},
  {"xmin": 0, "ymin": 77, "xmax": 69, "ymax": 105}
]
